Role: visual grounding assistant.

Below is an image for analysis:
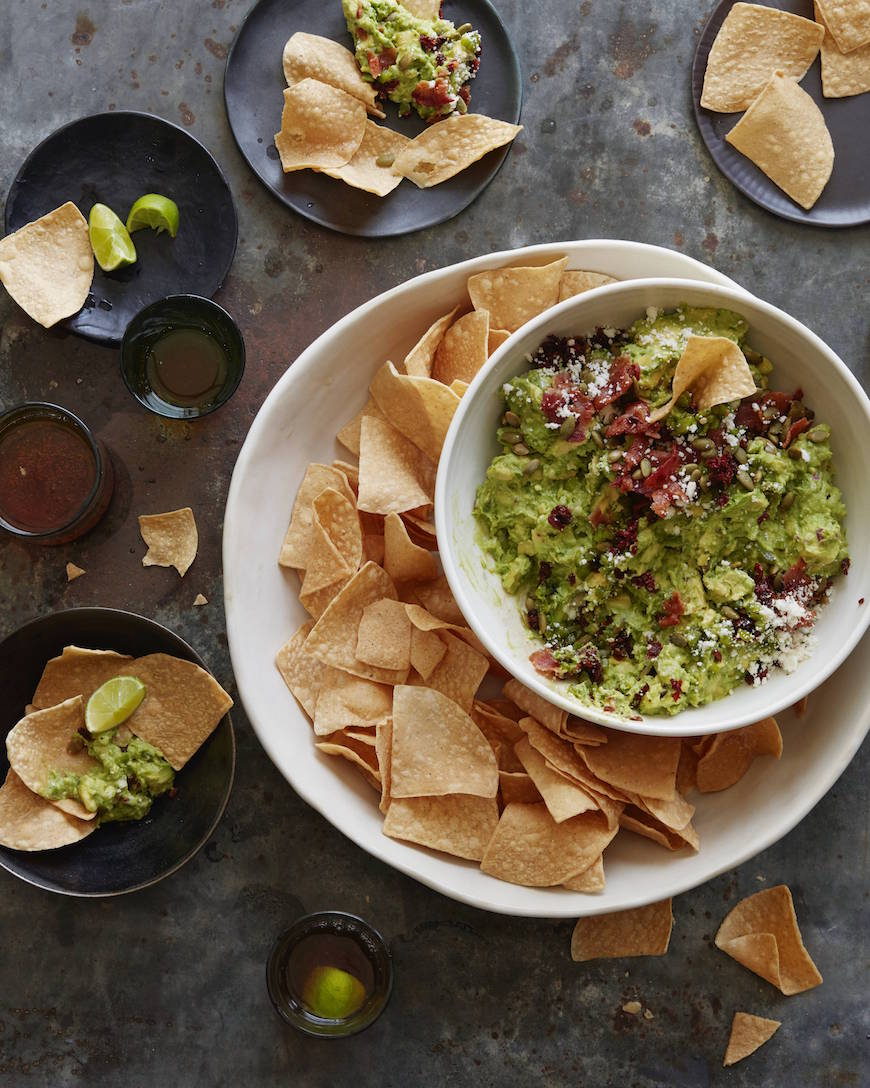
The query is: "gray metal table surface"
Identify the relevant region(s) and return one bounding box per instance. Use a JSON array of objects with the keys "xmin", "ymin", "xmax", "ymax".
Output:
[{"xmin": 1, "ymin": 1, "xmax": 867, "ymax": 1085}]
